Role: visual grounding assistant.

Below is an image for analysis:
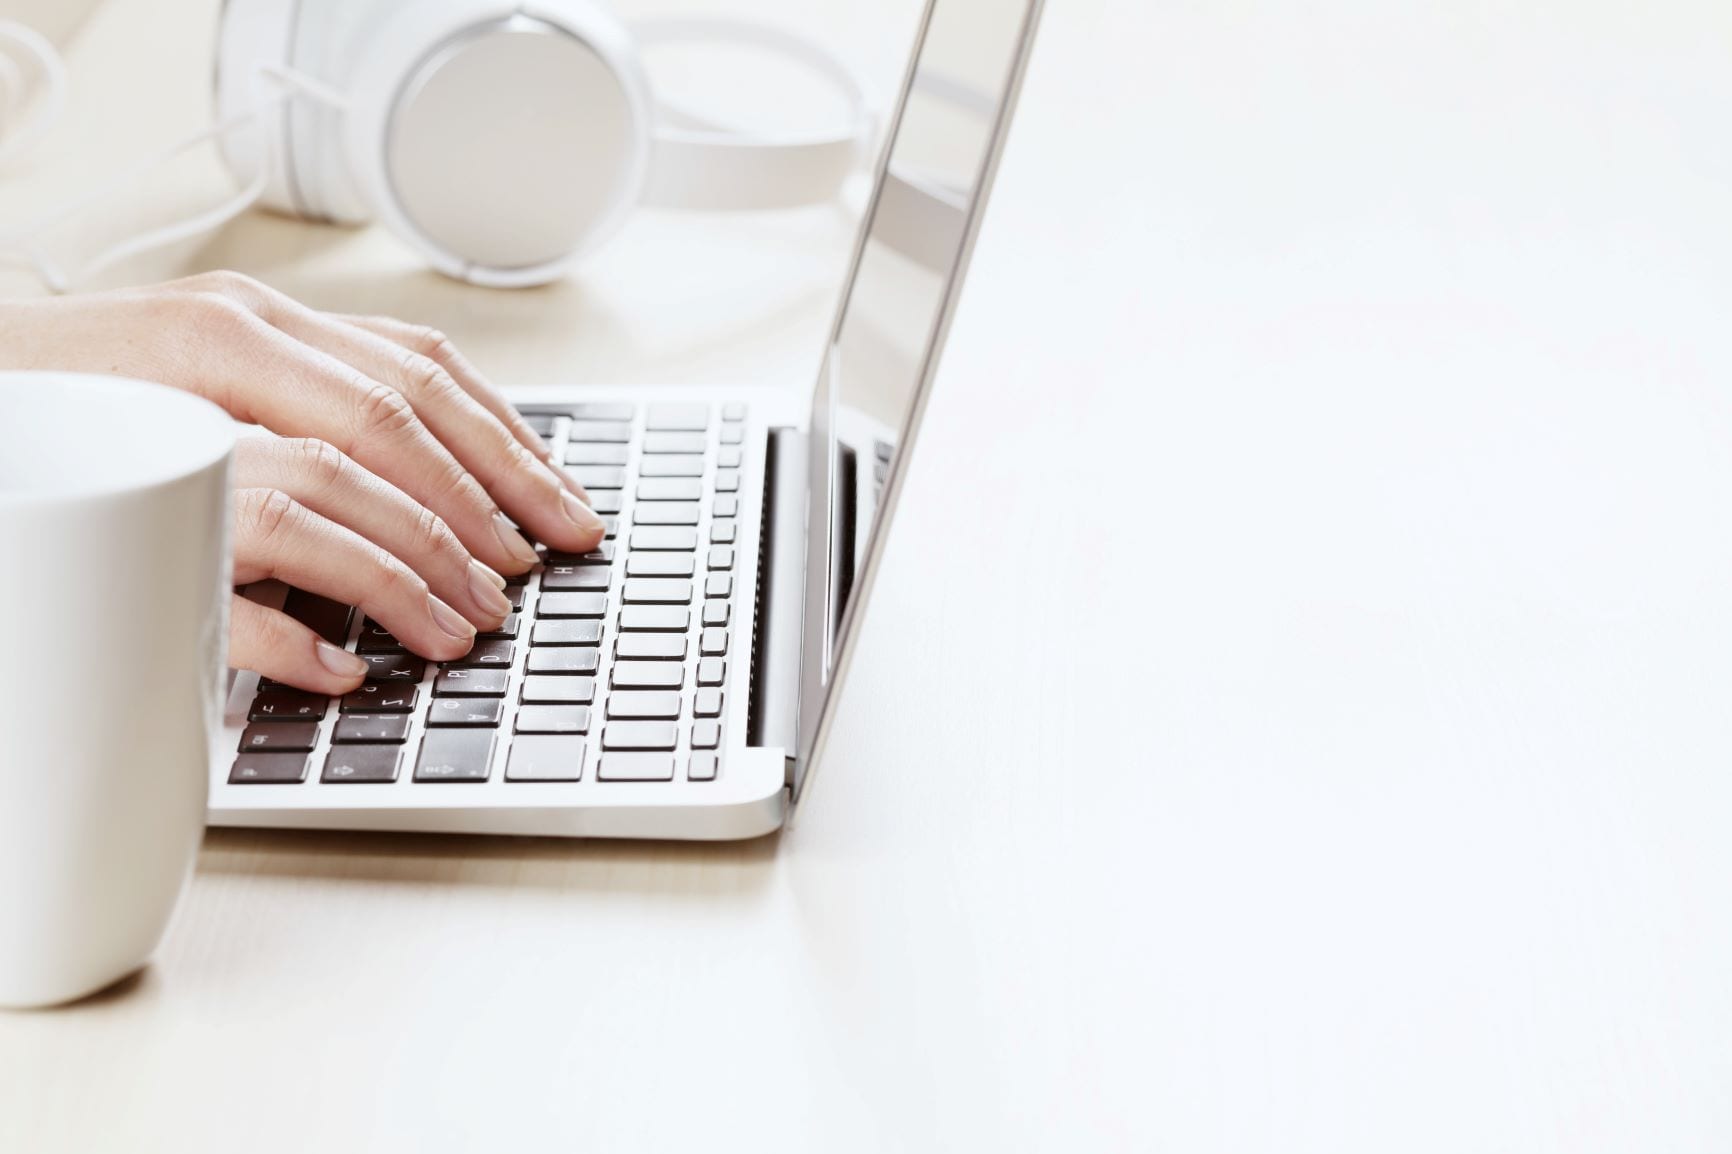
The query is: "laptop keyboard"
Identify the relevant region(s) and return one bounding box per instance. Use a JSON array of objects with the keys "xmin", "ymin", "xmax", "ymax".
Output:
[{"xmin": 228, "ymin": 402, "xmax": 747, "ymax": 789}]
